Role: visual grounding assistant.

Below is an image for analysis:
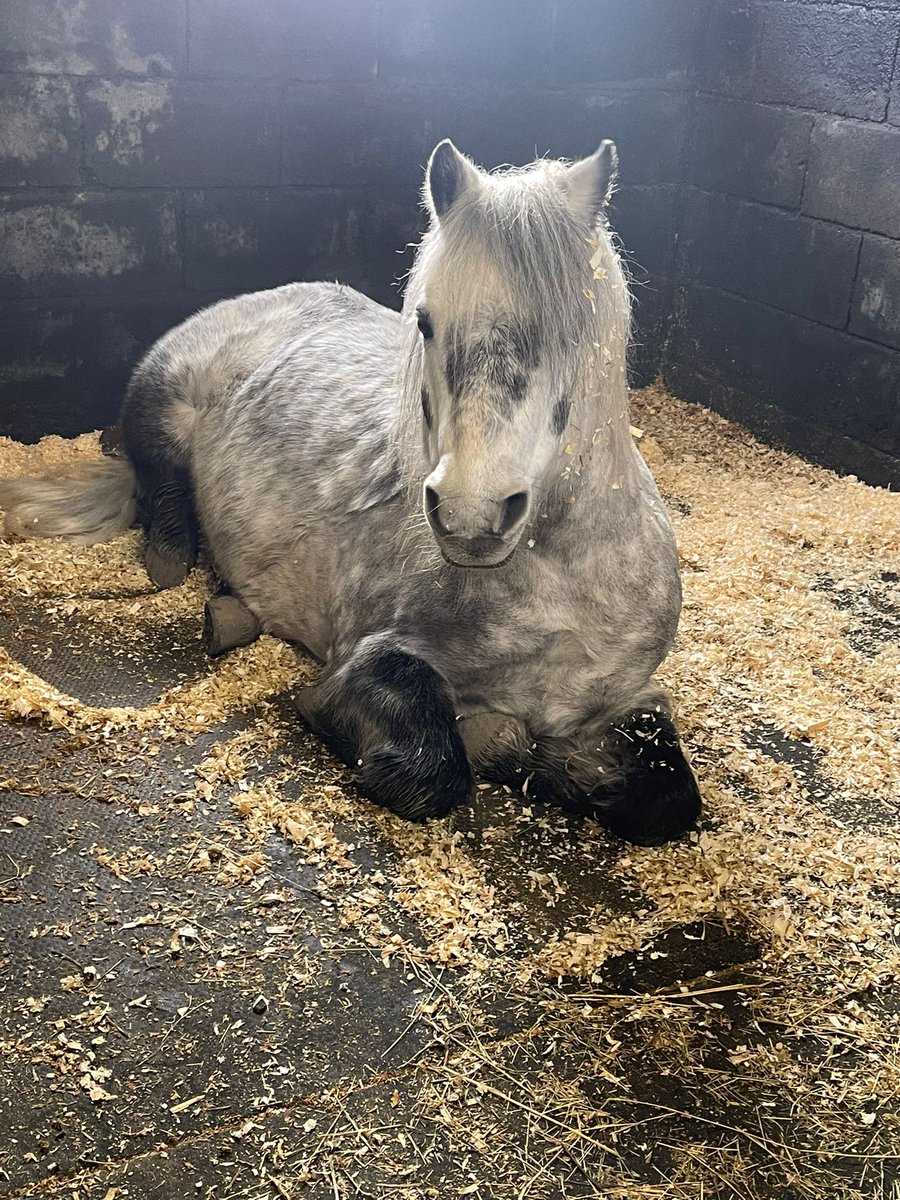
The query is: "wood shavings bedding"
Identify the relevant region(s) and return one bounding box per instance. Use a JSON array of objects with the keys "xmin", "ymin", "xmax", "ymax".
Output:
[
  {"xmin": 0, "ymin": 636, "xmax": 309, "ymax": 739},
  {"xmin": 2, "ymin": 394, "xmax": 897, "ymax": 958}
]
